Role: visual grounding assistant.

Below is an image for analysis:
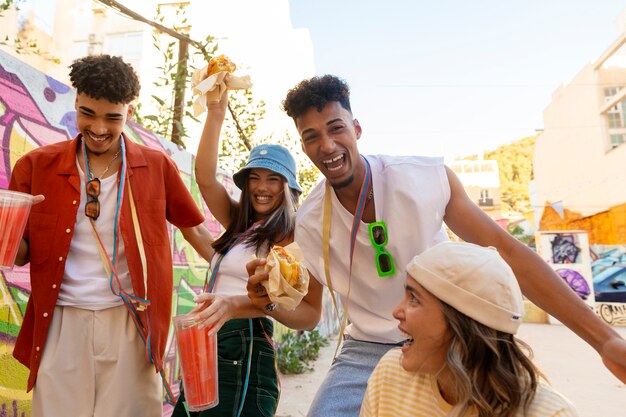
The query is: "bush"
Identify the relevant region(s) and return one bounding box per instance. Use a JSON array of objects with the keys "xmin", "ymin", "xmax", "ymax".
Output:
[{"xmin": 276, "ymin": 330, "xmax": 330, "ymax": 374}]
